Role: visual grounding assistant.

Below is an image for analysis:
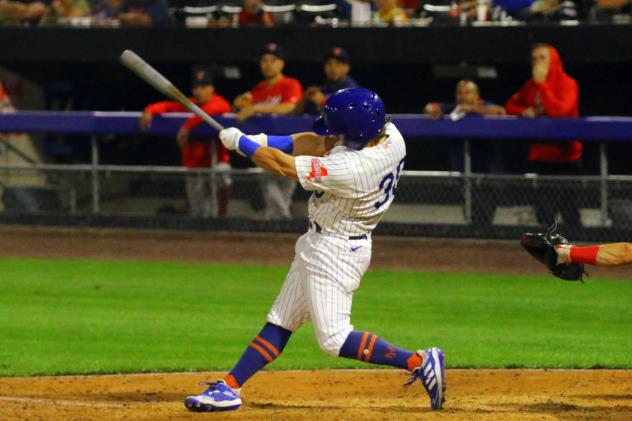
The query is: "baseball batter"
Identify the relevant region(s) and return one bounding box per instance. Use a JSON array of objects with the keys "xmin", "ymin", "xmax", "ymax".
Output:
[{"xmin": 184, "ymin": 88, "xmax": 445, "ymax": 412}]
